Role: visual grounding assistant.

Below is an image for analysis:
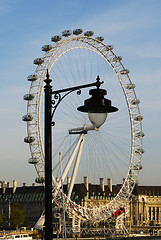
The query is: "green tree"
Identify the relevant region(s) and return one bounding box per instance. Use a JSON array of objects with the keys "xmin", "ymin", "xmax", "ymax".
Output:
[{"xmin": 10, "ymin": 204, "xmax": 25, "ymax": 229}]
